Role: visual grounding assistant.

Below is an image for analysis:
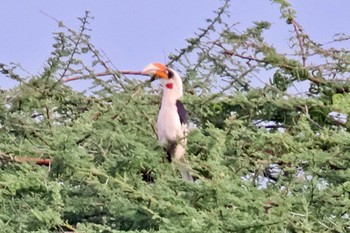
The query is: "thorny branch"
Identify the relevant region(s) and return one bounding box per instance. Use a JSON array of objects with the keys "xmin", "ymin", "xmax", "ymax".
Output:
[
  {"xmin": 291, "ymin": 19, "xmax": 307, "ymax": 66},
  {"xmin": 214, "ymin": 41, "xmax": 326, "ymax": 85},
  {"xmin": 167, "ymin": 0, "xmax": 230, "ymax": 66},
  {"xmin": 86, "ymin": 43, "xmax": 128, "ymax": 91}
]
